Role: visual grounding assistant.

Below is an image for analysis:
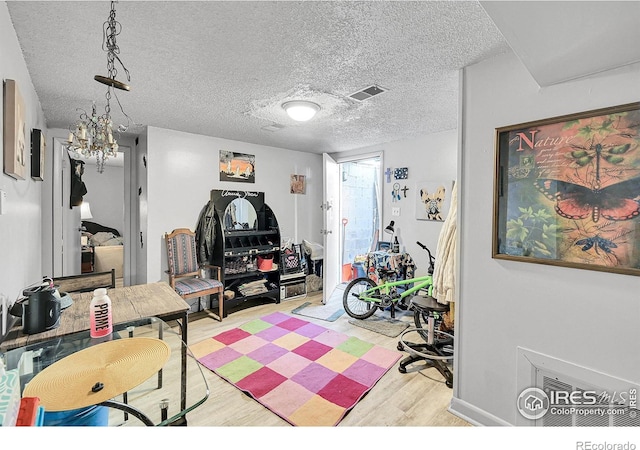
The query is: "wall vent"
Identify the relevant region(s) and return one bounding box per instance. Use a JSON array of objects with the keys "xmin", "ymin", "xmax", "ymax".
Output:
[
  {"xmin": 348, "ymin": 85, "xmax": 387, "ymax": 101},
  {"xmin": 536, "ymin": 369, "xmax": 639, "ymax": 427},
  {"xmin": 516, "ymin": 347, "xmax": 639, "ymax": 427}
]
